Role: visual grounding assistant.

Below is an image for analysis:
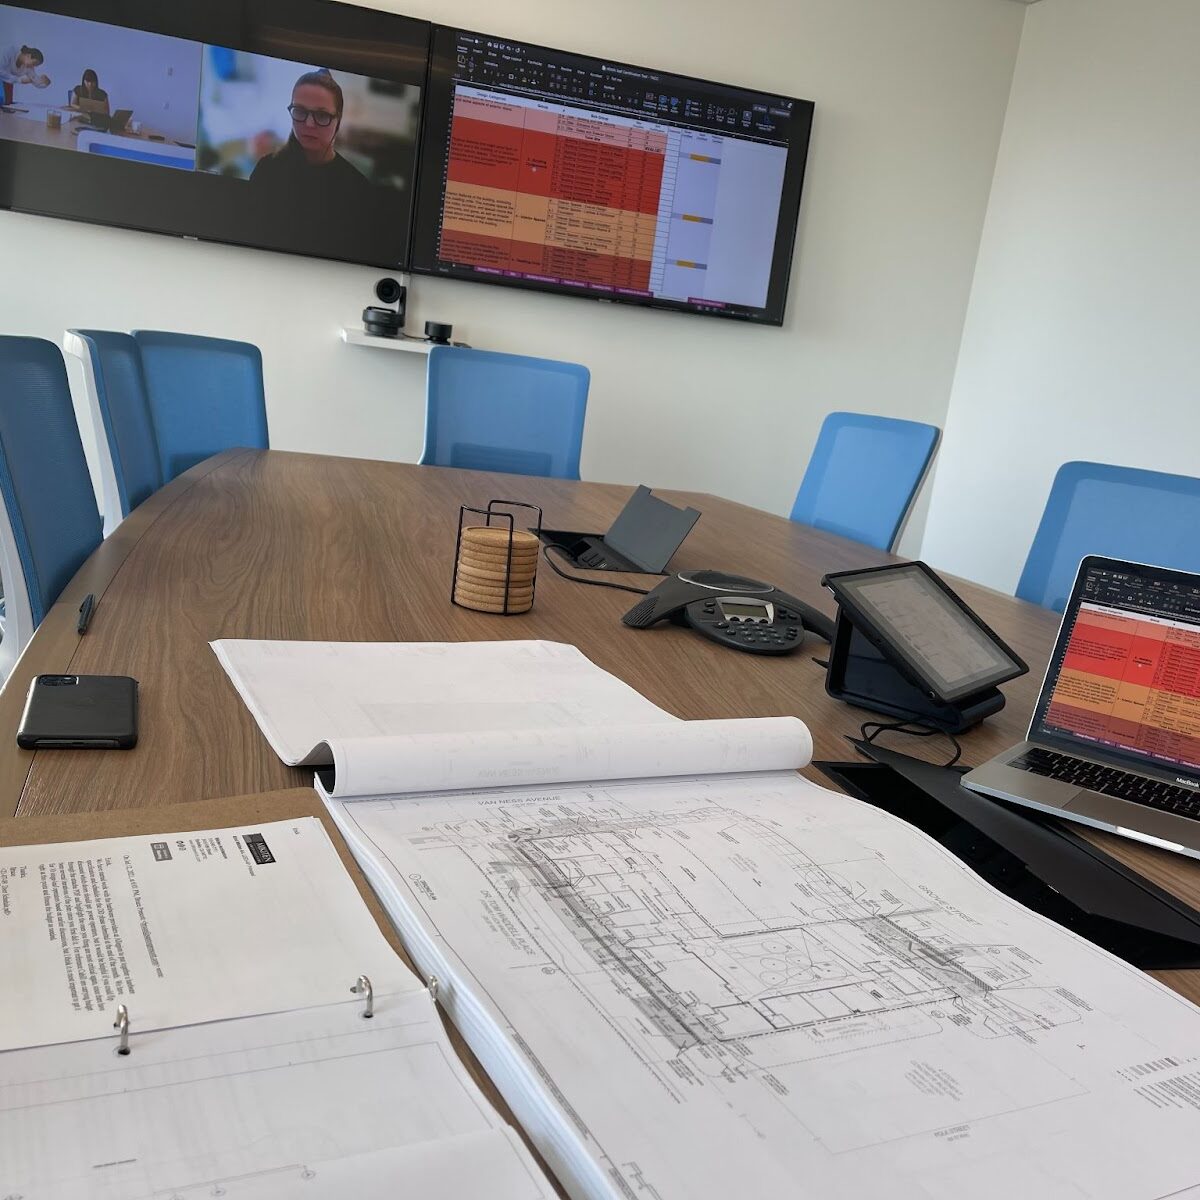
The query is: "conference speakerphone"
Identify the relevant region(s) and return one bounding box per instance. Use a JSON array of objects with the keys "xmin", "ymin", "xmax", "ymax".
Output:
[{"xmin": 623, "ymin": 570, "xmax": 834, "ymax": 656}]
